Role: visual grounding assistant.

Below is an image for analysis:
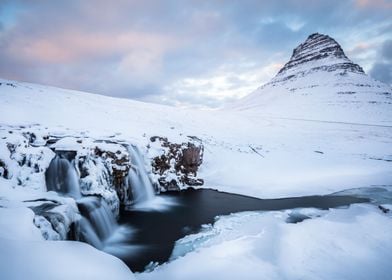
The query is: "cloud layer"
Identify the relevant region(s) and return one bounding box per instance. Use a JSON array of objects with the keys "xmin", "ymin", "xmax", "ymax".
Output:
[
  {"xmin": 0, "ymin": 0, "xmax": 391, "ymax": 107},
  {"xmin": 370, "ymin": 40, "xmax": 392, "ymax": 84}
]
